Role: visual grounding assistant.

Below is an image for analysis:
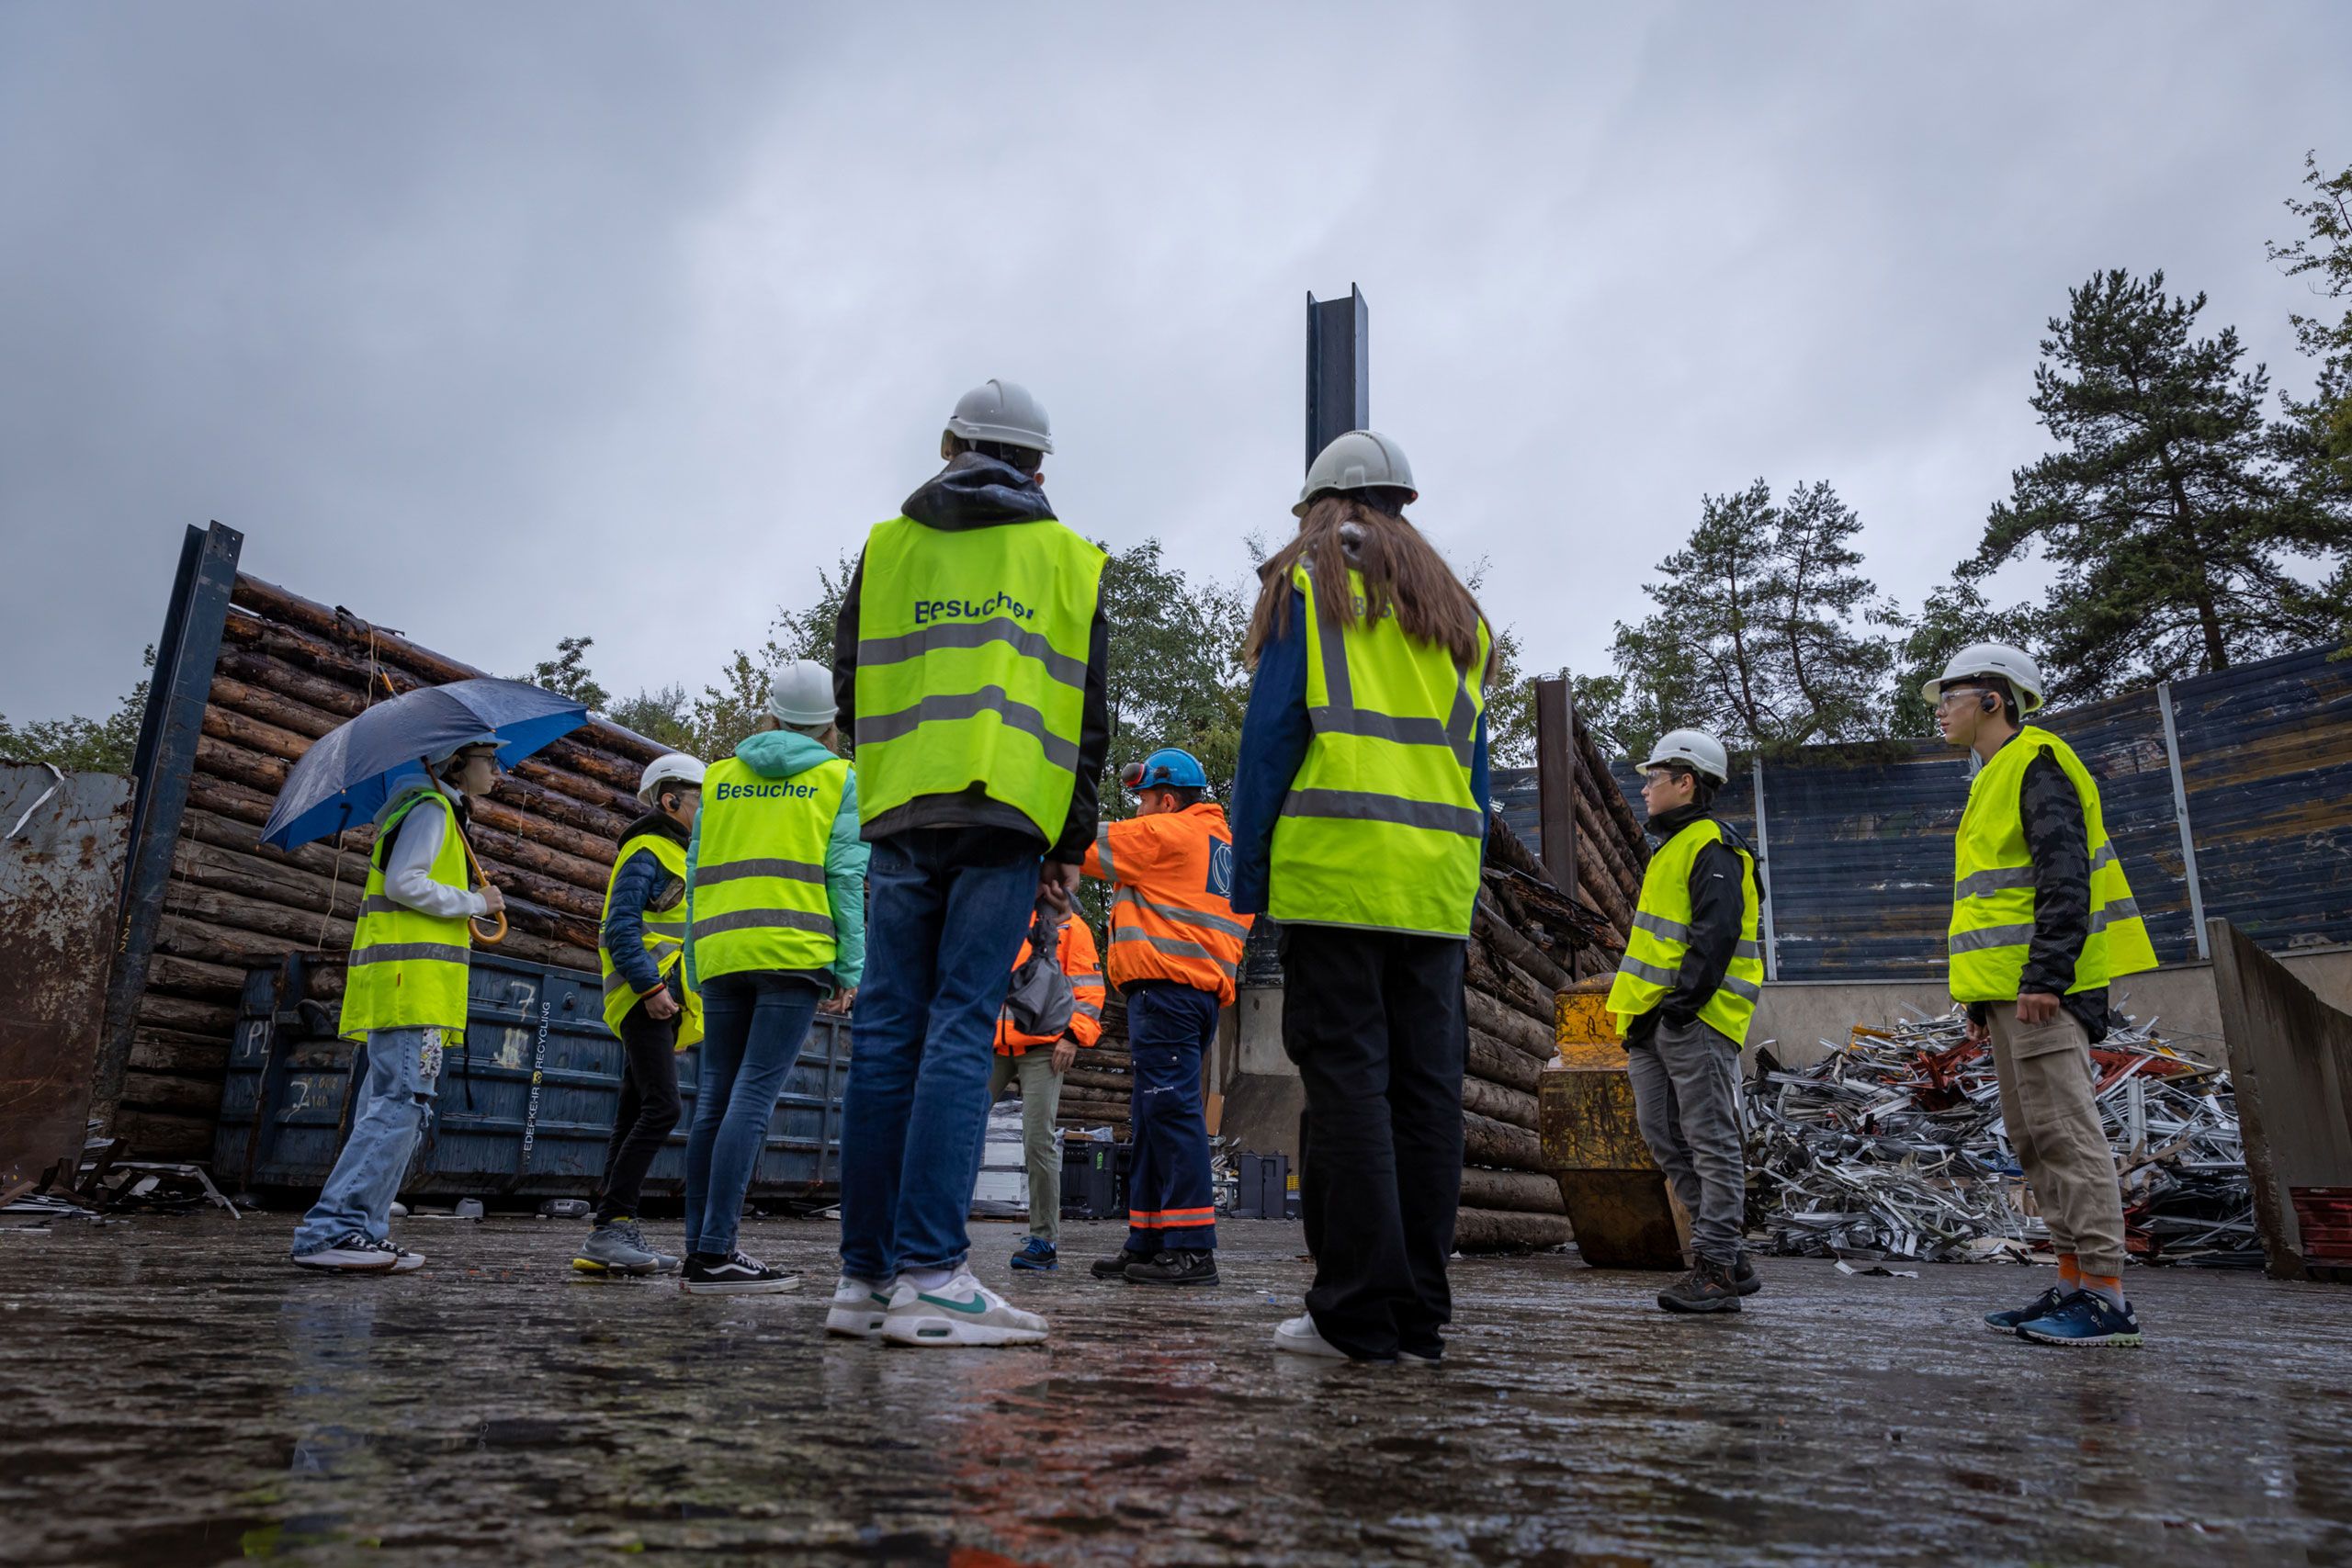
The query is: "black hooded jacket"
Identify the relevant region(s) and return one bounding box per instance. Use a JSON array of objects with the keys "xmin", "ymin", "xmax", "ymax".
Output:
[
  {"xmin": 1623, "ymin": 803, "xmax": 1759, "ymax": 1049},
  {"xmin": 831, "ymin": 452, "xmax": 1111, "ymax": 863}
]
